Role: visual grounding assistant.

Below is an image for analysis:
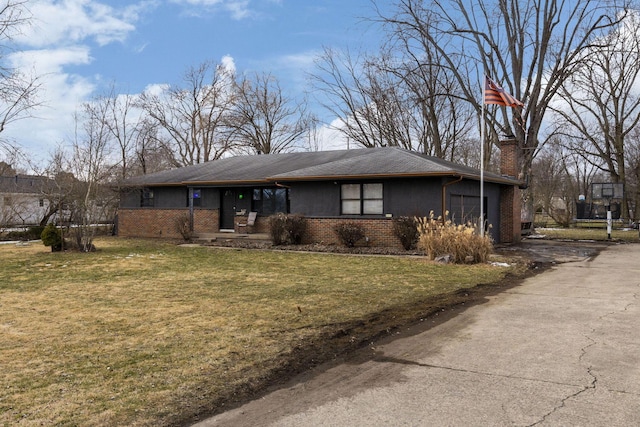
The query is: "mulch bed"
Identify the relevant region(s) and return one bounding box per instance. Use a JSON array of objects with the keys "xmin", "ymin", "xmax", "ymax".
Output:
[{"xmin": 201, "ymin": 239, "xmax": 426, "ymax": 256}]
